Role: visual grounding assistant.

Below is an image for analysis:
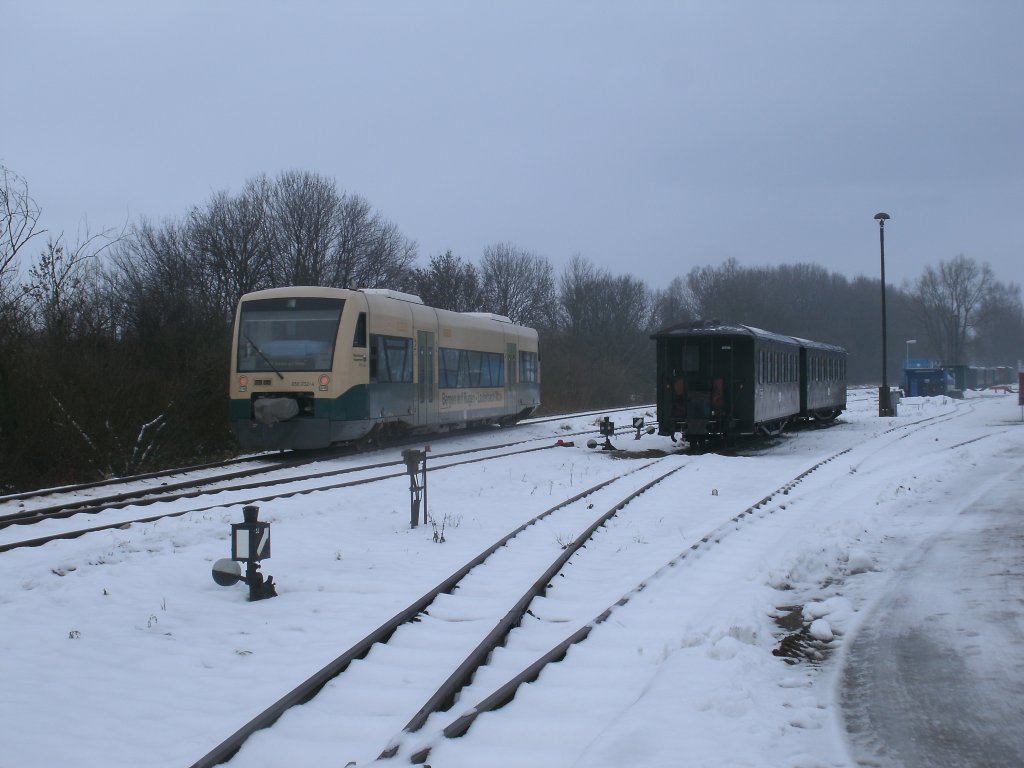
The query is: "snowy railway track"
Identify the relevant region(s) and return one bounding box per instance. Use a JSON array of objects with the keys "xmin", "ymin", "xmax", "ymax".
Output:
[
  {"xmin": 0, "ymin": 438, "xmax": 585, "ymax": 553},
  {"xmin": 191, "ymin": 397, "xmax": 977, "ymax": 767},
  {"xmin": 0, "ymin": 454, "xmax": 329, "ymax": 530},
  {"xmin": 0, "ymin": 406, "xmax": 652, "ymax": 535},
  {"xmin": 0, "ymin": 416, "xmax": 654, "ymax": 554},
  {"xmin": 189, "ymin": 438, "xmax": 866, "ymax": 767},
  {"xmin": 0, "ymin": 405, "xmax": 650, "ymax": 519},
  {"xmin": 392, "ymin": 446, "xmax": 857, "ymax": 766},
  {"xmin": 7, "ymin": 393, "xmax": 1011, "ymax": 768},
  {"xmin": 188, "ymin": 458, "xmax": 685, "ymax": 768}
]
